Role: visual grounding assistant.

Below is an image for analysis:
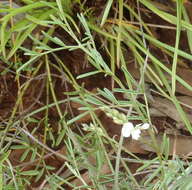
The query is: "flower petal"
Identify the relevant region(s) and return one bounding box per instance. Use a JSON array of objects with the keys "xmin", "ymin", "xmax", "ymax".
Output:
[
  {"xmin": 140, "ymin": 123, "xmax": 150, "ymax": 130},
  {"xmin": 123, "ymin": 122, "xmax": 134, "ymax": 130},
  {"xmin": 131, "ymin": 129, "xmax": 141, "ymax": 140},
  {"xmin": 121, "ymin": 122, "xmax": 134, "ymax": 137}
]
